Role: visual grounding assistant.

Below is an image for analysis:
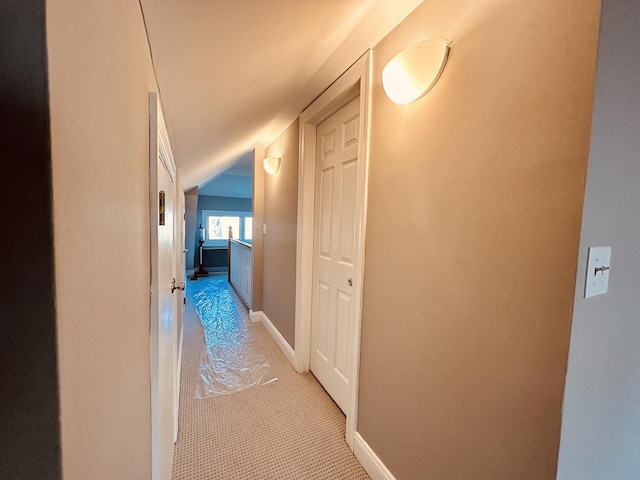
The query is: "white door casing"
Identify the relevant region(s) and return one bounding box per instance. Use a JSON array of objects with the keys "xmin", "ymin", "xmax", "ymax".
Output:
[
  {"xmin": 149, "ymin": 91, "xmax": 177, "ymax": 480},
  {"xmin": 175, "ymin": 193, "xmax": 186, "ymax": 442},
  {"xmin": 295, "ymin": 50, "xmax": 372, "ymax": 448},
  {"xmin": 311, "ymin": 96, "xmax": 360, "ymax": 414}
]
